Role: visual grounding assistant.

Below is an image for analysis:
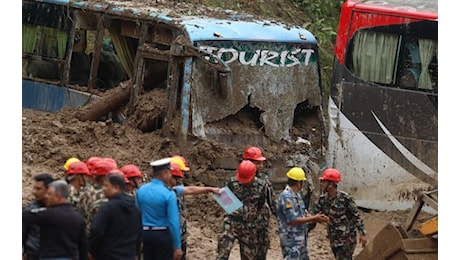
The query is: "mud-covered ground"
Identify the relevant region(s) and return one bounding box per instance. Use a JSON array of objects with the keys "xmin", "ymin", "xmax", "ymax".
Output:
[{"xmin": 22, "ymin": 107, "xmax": 435, "ymax": 259}]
